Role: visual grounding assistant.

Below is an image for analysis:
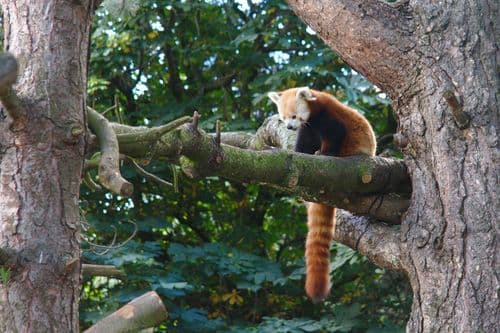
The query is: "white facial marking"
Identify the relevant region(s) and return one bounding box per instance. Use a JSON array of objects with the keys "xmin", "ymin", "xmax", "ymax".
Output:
[{"xmin": 284, "ymin": 118, "xmax": 301, "ymax": 130}]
